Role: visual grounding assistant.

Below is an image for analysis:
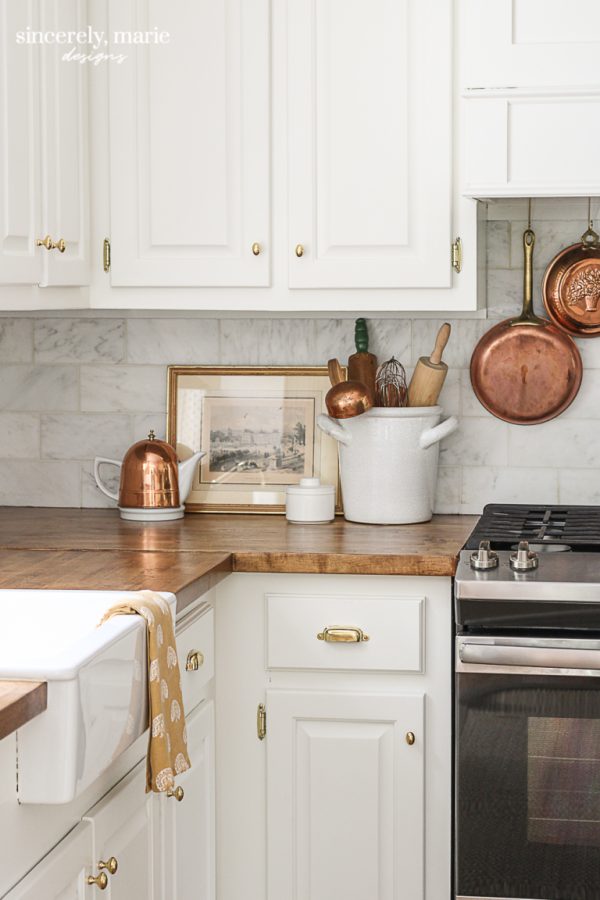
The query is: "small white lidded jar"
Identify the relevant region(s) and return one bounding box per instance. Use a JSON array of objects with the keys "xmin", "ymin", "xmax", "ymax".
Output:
[{"xmin": 286, "ymin": 477, "xmax": 335, "ymax": 524}]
